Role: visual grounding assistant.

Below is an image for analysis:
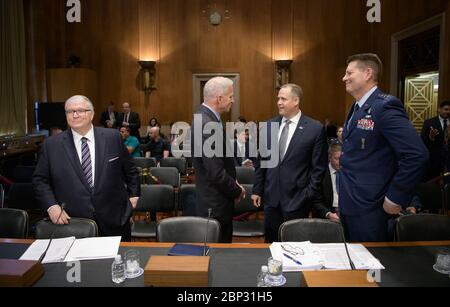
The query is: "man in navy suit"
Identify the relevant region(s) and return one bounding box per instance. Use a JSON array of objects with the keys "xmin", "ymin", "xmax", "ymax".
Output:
[
  {"xmin": 340, "ymin": 53, "xmax": 428, "ymax": 242},
  {"xmin": 421, "ymin": 100, "xmax": 450, "ymax": 181},
  {"xmin": 252, "ymin": 84, "xmax": 328, "ymax": 243},
  {"xmin": 32, "ymin": 95, "xmax": 140, "ymax": 241}
]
